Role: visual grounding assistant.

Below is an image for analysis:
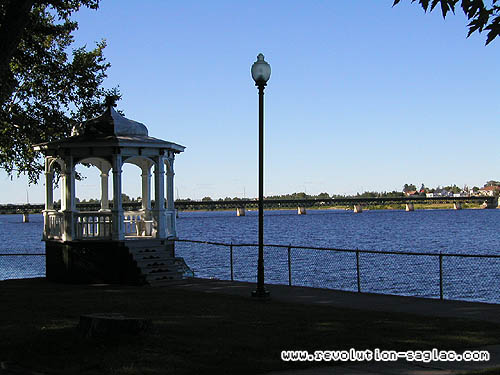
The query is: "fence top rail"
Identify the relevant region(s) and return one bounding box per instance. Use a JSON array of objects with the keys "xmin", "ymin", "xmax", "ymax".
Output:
[{"xmin": 174, "ymin": 239, "xmax": 500, "ymax": 258}]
